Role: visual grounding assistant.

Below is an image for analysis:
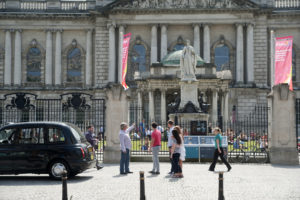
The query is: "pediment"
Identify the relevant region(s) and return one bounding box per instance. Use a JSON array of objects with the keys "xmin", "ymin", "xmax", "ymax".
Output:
[{"xmin": 110, "ymin": 0, "xmax": 258, "ymax": 10}]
